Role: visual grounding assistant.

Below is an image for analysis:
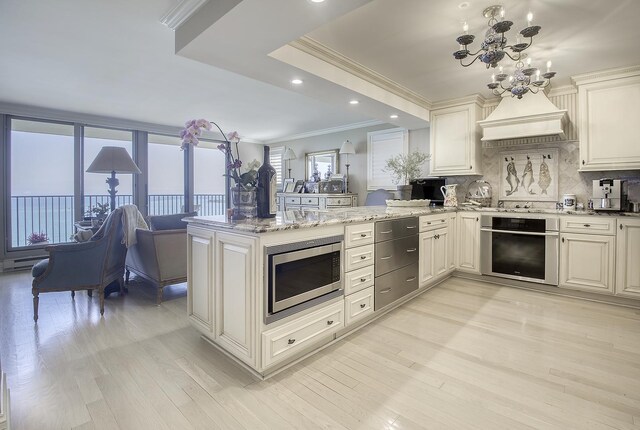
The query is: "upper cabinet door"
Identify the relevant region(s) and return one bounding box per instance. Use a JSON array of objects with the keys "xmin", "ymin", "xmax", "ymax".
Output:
[
  {"xmin": 367, "ymin": 128, "xmax": 409, "ymax": 190},
  {"xmin": 430, "ymin": 102, "xmax": 482, "ymax": 176},
  {"xmin": 576, "ymin": 72, "xmax": 640, "ymax": 171}
]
